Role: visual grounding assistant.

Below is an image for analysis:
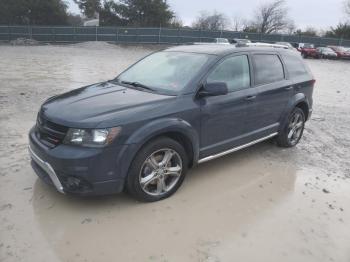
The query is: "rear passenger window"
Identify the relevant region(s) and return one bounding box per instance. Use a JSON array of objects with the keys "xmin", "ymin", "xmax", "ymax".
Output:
[
  {"xmin": 207, "ymin": 55, "xmax": 250, "ymax": 92},
  {"xmin": 282, "ymin": 54, "xmax": 308, "ymax": 78},
  {"xmin": 253, "ymin": 54, "xmax": 284, "ymax": 85}
]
